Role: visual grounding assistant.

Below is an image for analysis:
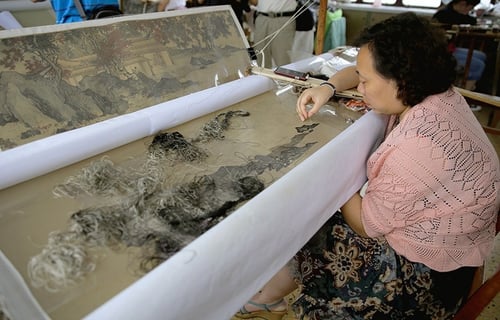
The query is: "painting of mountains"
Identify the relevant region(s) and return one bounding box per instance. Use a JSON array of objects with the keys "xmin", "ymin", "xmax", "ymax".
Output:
[{"xmin": 0, "ymin": 8, "xmax": 250, "ymax": 150}]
